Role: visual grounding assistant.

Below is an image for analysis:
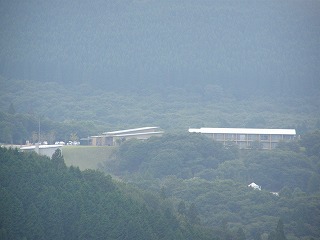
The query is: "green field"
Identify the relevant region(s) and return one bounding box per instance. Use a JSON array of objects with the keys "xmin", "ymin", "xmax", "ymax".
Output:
[{"xmin": 62, "ymin": 146, "xmax": 115, "ymax": 170}]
